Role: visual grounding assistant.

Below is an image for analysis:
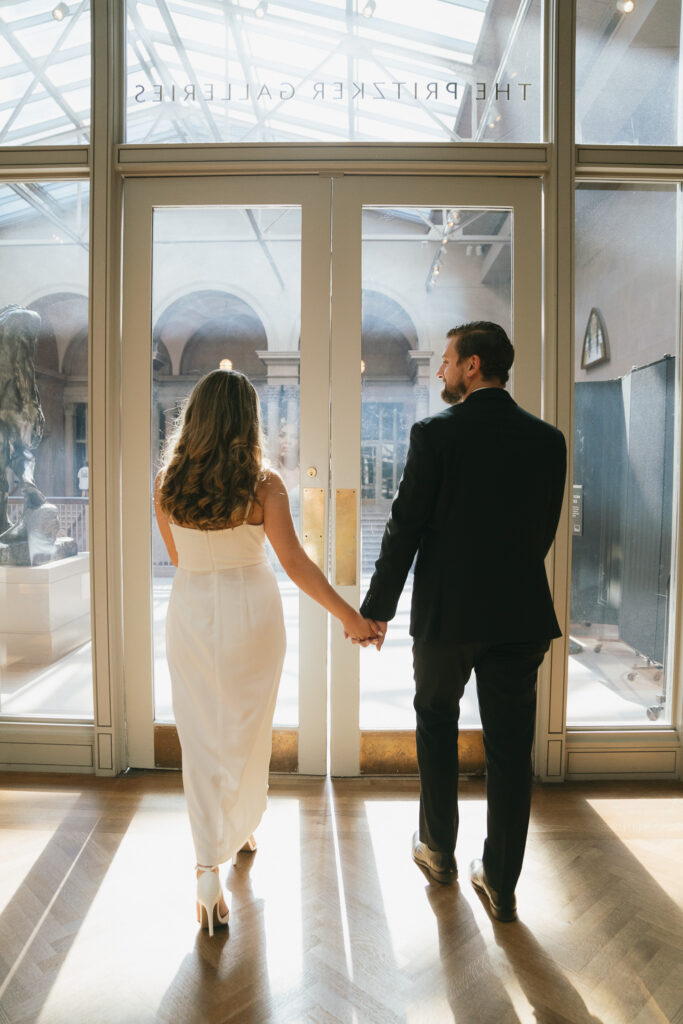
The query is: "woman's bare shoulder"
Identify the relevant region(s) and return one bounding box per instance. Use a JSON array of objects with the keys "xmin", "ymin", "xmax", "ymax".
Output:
[{"xmin": 259, "ymin": 468, "xmax": 288, "ymax": 497}]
